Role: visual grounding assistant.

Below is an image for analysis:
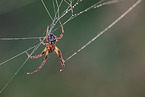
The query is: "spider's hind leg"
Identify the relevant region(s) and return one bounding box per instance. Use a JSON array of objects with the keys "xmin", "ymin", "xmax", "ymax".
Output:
[
  {"xmin": 55, "ymin": 46, "xmax": 65, "ymax": 71},
  {"xmin": 27, "ymin": 49, "xmax": 49, "ymax": 74}
]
